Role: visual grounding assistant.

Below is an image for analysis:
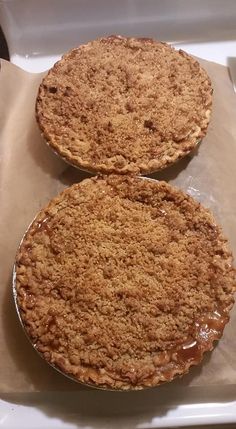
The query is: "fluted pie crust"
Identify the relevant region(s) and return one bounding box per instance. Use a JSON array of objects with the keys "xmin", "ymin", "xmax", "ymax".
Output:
[
  {"xmin": 36, "ymin": 36, "xmax": 212, "ymax": 175},
  {"xmin": 15, "ymin": 176, "xmax": 235, "ymax": 390}
]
